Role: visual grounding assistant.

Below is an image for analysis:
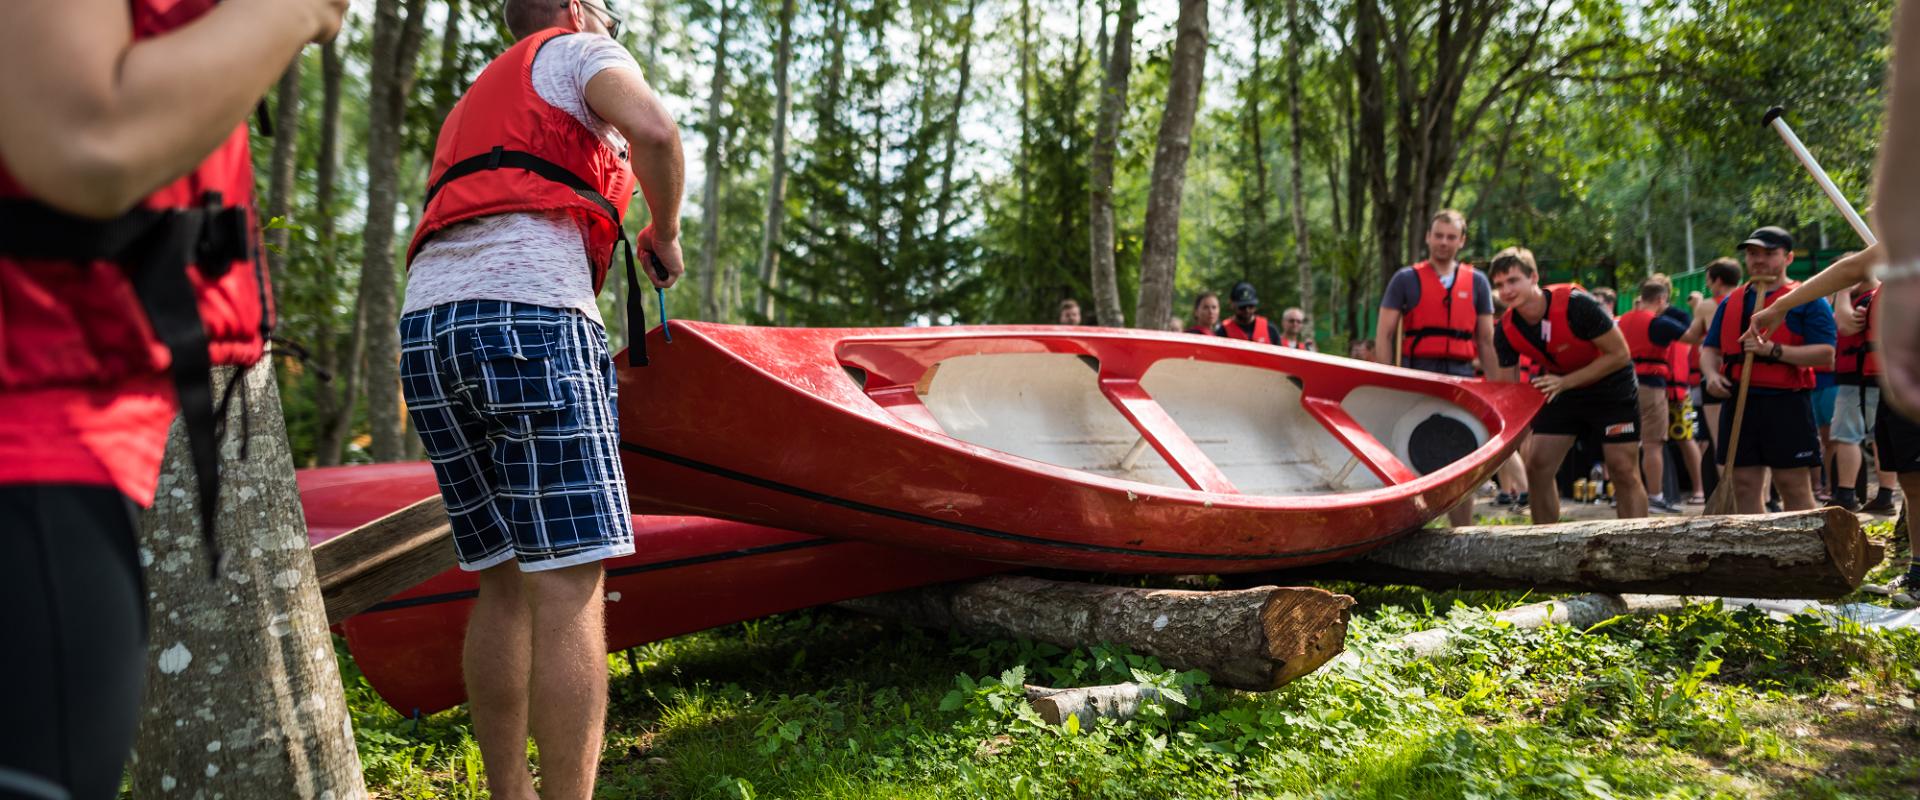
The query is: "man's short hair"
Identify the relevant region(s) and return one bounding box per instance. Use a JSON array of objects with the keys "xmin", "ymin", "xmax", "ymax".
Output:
[
  {"xmin": 1705, "ymin": 258, "xmax": 1741, "ymax": 289},
  {"xmin": 1058, "ymin": 298, "xmax": 1079, "ymax": 313},
  {"xmin": 1638, "ymin": 274, "xmax": 1671, "ymax": 303},
  {"xmin": 1486, "ymin": 246, "xmax": 1536, "ymax": 278},
  {"xmin": 1430, "ymin": 209, "xmax": 1468, "ymax": 232},
  {"xmin": 506, "ymin": 0, "xmax": 567, "ymax": 38}
]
